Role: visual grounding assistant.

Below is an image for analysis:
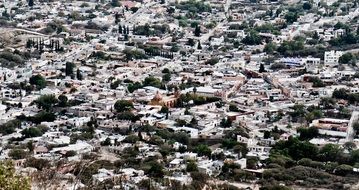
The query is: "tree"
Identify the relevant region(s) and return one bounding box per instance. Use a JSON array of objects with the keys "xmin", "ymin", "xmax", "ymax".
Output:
[
  {"xmin": 297, "ymin": 127, "xmax": 319, "ymax": 141},
  {"xmin": 114, "ymin": 100, "xmax": 133, "ymax": 112},
  {"xmin": 335, "ymin": 164, "xmax": 353, "ymax": 176},
  {"xmin": 33, "ymin": 95, "xmax": 58, "ymax": 111},
  {"xmin": 159, "ymin": 106, "xmax": 169, "ymax": 114},
  {"xmin": 197, "ymin": 40, "xmax": 202, "ymax": 49},
  {"xmin": 148, "ymin": 162, "xmax": 164, "ymax": 178},
  {"xmin": 195, "ymin": 144, "xmax": 212, "ymax": 157},
  {"xmin": 143, "ymin": 76, "xmax": 162, "ymax": 88},
  {"xmin": 111, "ymin": 0, "xmax": 120, "ymax": 7},
  {"xmin": 194, "ymin": 25, "xmax": 201, "ymax": 37},
  {"xmin": 319, "ymin": 144, "xmax": 342, "ymax": 162},
  {"xmin": 28, "ymin": 0, "xmax": 34, "ymax": 7},
  {"xmin": 24, "ymin": 157, "xmax": 50, "ymax": 171},
  {"xmin": 110, "ymin": 79, "xmax": 121, "ymax": 89},
  {"xmin": 229, "ymin": 104, "xmax": 239, "ymax": 112},
  {"xmin": 162, "ymin": 73, "xmax": 171, "ymax": 82},
  {"xmin": 162, "ymin": 68, "xmax": 170, "ymax": 73},
  {"xmin": 65, "ymin": 62, "xmax": 75, "ymax": 76},
  {"xmin": 21, "ymin": 127, "xmax": 43, "ymax": 138},
  {"xmin": 58, "ymin": 94, "xmax": 68, "ymax": 107},
  {"xmin": 186, "ymin": 161, "xmax": 198, "ymax": 172},
  {"xmin": 76, "ymin": 68, "xmax": 83, "ymax": 80},
  {"xmin": 339, "ymin": 53, "xmax": 353, "ymax": 64},
  {"xmin": 242, "ymin": 31, "xmax": 261, "ymax": 45},
  {"xmin": 123, "ymin": 134, "xmax": 139, "ymax": 143},
  {"xmin": 259, "ymin": 63, "xmax": 266, "ymax": 73},
  {"xmin": 285, "ymin": 12, "xmax": 298, "ymax": 24},
  {"xmin": 303, "ymin": 2, "xmax": 312, "ymax": 10},
  {"xmin": 101, "ymin": 137, "xmax": 112, "ymax": 146},
  {"xmin": 264, "ymin": 42, "xmax": 277, "ymax": 54},
  {"xmin": 0, "ymin": 161, "xmax": 31, "ymax": 189},
  {"xmin": 29, "ymin": 74, "xmax": 46, "ymax": 89},
  {"xmin": 118, "ymin": 25, "xmax": 123, "ymax": 34},
  {"xmin": 9, "ymin": 149, "xmax": 27, "ymax": 160}
]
